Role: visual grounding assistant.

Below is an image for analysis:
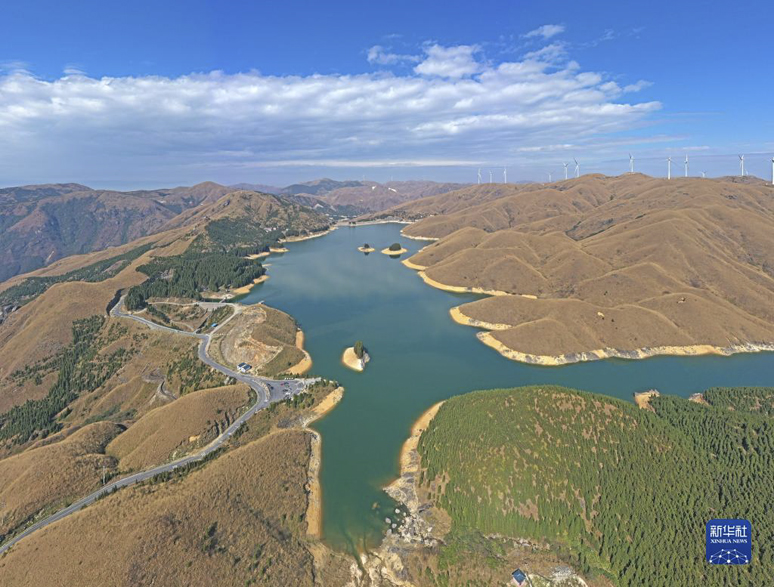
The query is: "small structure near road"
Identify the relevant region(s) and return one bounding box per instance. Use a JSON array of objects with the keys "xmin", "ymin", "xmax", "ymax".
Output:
[
  {"xmin": 511, "ymin": 569, "xmax": 528, "ymax": 586},
  {"xmin": 237, "ymin": 362, "xmax": 253, "ymax": 373}
]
